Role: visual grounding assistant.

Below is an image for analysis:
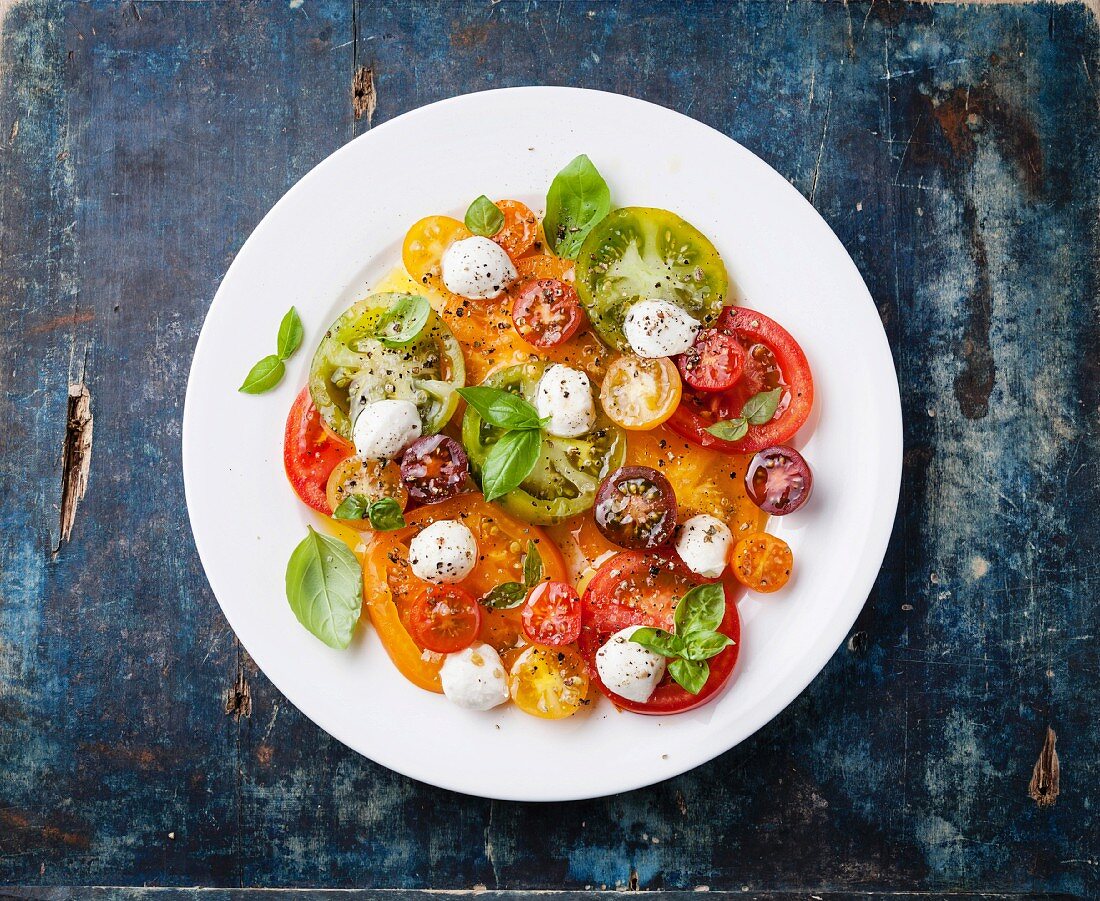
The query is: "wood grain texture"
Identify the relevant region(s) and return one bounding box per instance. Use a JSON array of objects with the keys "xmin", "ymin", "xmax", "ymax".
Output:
[{"xmin": 0, "ymin": 0, "xmax": 1097, "ymax": 896}]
